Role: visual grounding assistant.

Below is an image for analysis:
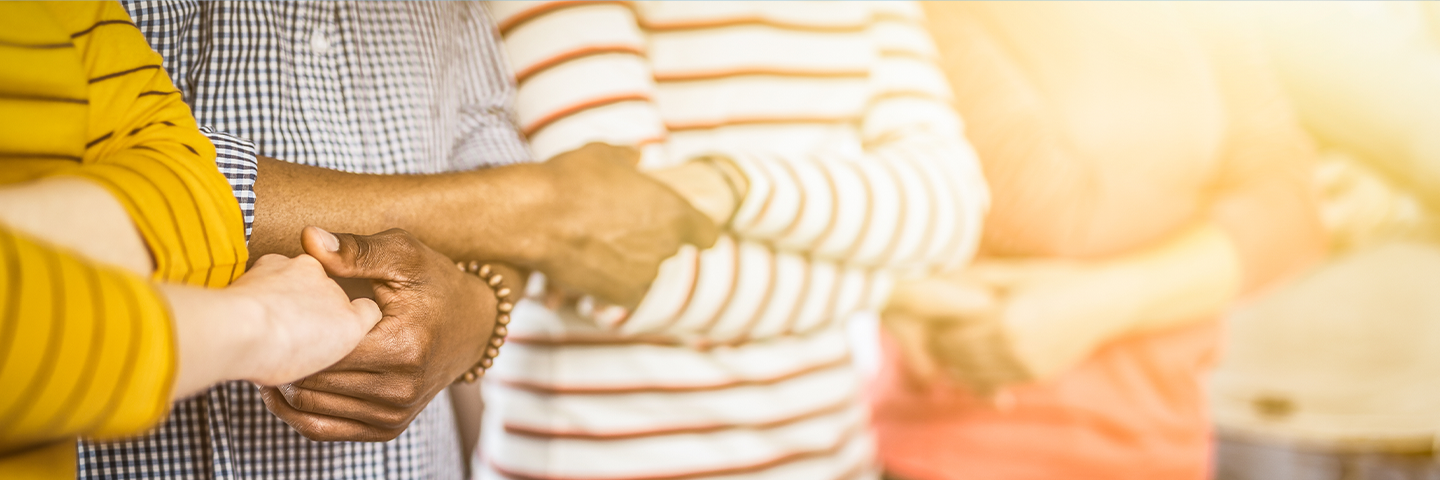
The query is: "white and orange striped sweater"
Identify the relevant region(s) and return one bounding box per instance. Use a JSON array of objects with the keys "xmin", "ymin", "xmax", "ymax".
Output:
[{"xmin": 481, "ymin": 2, "xmax": 988, "ymax": 479}]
